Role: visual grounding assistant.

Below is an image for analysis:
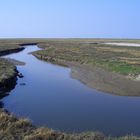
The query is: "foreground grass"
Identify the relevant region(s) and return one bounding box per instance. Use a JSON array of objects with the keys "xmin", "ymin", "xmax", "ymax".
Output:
[
  {"xmin": 0, "ymin": 109, "xmax": 105, "ymax": 140},
  {"xmin": 1, "ymin": 109, "xmax": 140, "ymax": 140}
]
